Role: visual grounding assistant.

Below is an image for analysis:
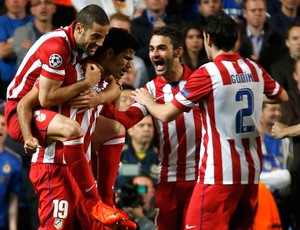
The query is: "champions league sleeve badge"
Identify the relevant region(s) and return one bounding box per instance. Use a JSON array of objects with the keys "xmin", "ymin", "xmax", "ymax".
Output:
[{"xmin": 49, "ymin": 54, "xmax": 63, "ymax": 68}]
